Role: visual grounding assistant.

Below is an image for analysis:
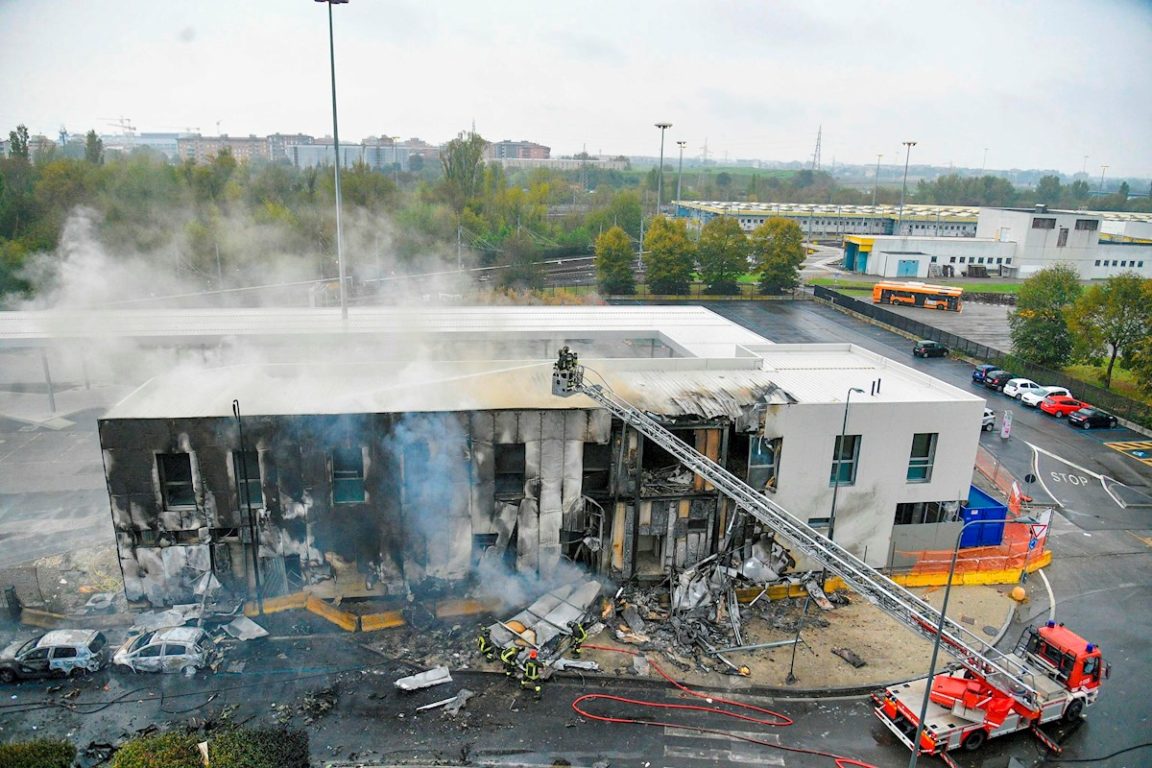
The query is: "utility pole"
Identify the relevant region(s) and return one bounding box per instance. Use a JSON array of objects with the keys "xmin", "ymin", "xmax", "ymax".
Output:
[
  {"xmin": 980, "ymin": 147, "xmax": 988, "ymax": 176},
  {"xmin": 897, "ymin": 141, "xmax": 917, "ymax": 236},
  {"xmin": 319, "ymin": 0, "xmax": 348, "ymax": 320},
  {"xmin": 675, "ymin": 140, "xmax": 687, "ymax": 207},
  {"xmin": 654, "ymin": 122, "xmax": 672, "ymax": 213},
  {"xmin": 872, "ymin": 154, "xmax": 882, "ymax": 208},
  {"xmin": 1098, "ymin": 165, "xmax": 1109, "ymax": 196}
]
